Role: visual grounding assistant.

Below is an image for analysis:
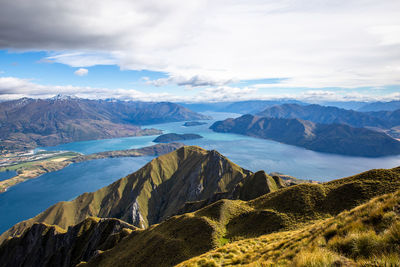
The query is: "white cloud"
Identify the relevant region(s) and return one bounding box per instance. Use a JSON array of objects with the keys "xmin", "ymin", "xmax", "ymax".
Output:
[
  {"xmin": 0, "ymin": 76, "xmax": 399, "ymax": 103},
  {"xmin": 0, "ymin": 76, "xmax": 175, "ymax": 101},
  {"xmin": 143, "ymin": 75, "xmax": 234, "ymax": 88},
  {"xmin": 74, "ymin": 68, "xmax": 88, "ymax": 76},
  {"xmin": 0, "ymin": 0, "xmax": 399, "ymax": 89}
]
